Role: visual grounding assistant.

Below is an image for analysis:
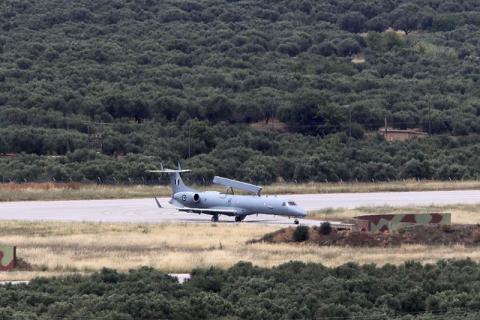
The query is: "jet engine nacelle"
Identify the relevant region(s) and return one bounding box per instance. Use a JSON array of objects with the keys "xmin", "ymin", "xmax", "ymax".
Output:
[
  {"xmin": 174, "ymin": 192, "xmax": 201, "ymax": 205},
  {"xmin": 193, "ymin": 193, "xmax": 200, "ymax": 202}
]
